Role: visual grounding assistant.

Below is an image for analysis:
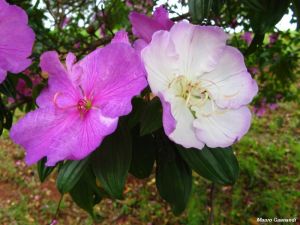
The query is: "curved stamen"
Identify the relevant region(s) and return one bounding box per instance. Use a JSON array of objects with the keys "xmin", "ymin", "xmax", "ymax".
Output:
[{"xmin": 53, "ymin": 92, "xmax": 76, "ymax": 110}]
